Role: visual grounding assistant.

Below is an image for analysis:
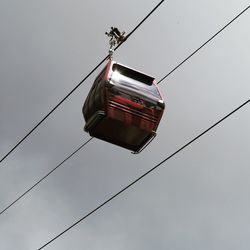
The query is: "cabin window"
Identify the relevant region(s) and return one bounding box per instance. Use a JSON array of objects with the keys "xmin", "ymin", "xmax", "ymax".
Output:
[{"xmin": 111, "ymin": 64, "xmax": 161, "ymax": 98}]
